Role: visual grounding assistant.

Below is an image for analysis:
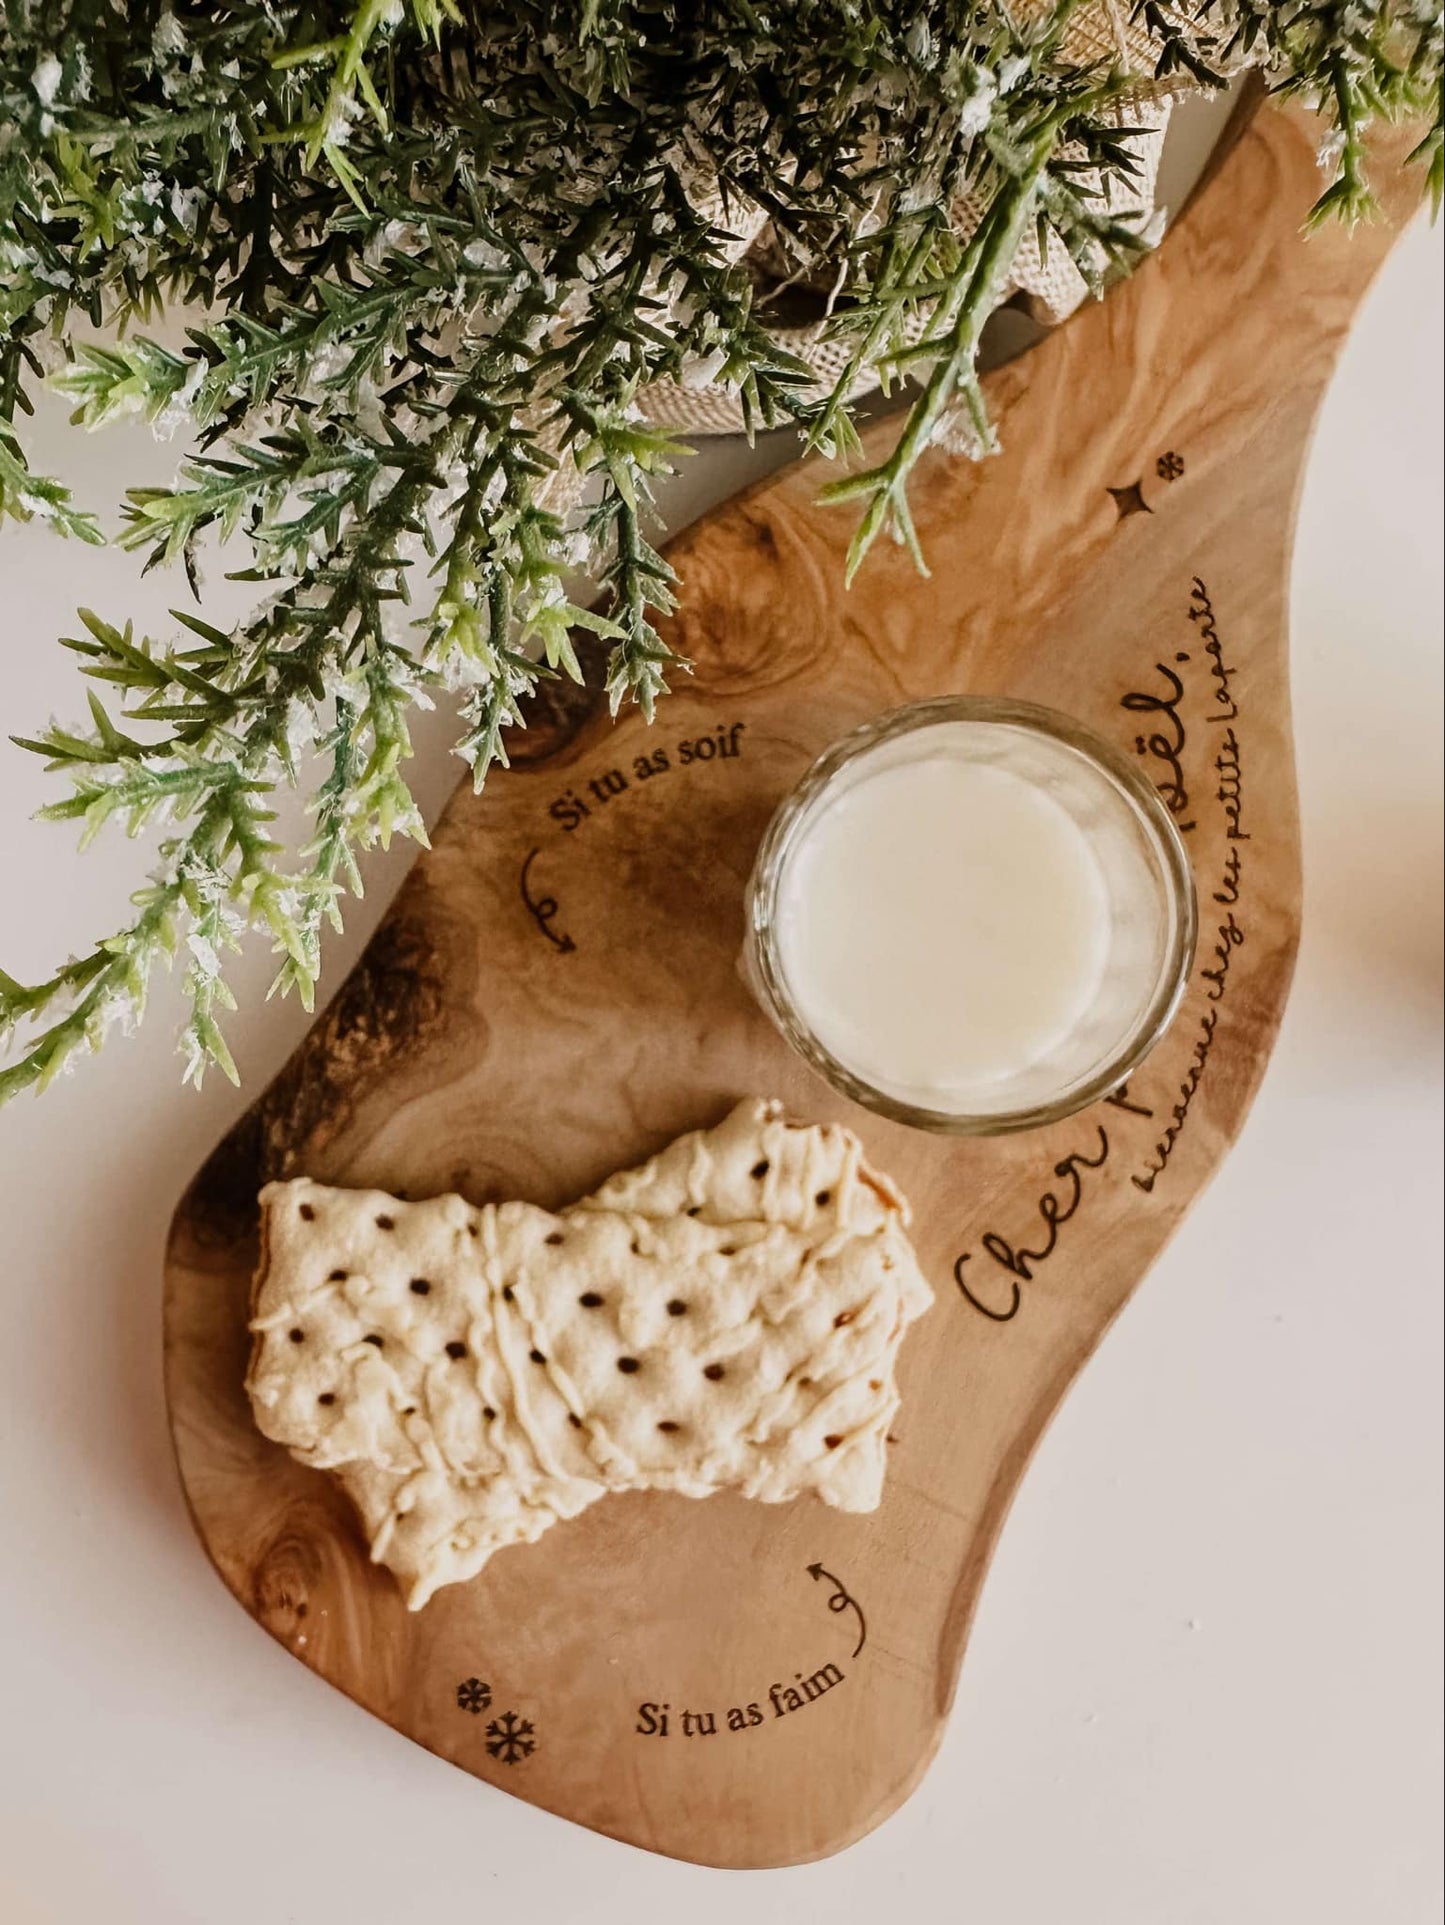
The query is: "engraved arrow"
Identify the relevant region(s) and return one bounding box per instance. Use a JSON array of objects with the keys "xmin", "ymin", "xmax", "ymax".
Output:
[
  {"xmin": 807, "ymin": 1561, "xmax": 867, "ymax": 1658},
  {"xmin": 519, "ymin": 847, "xmax": 577, "ymax": 954}
]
